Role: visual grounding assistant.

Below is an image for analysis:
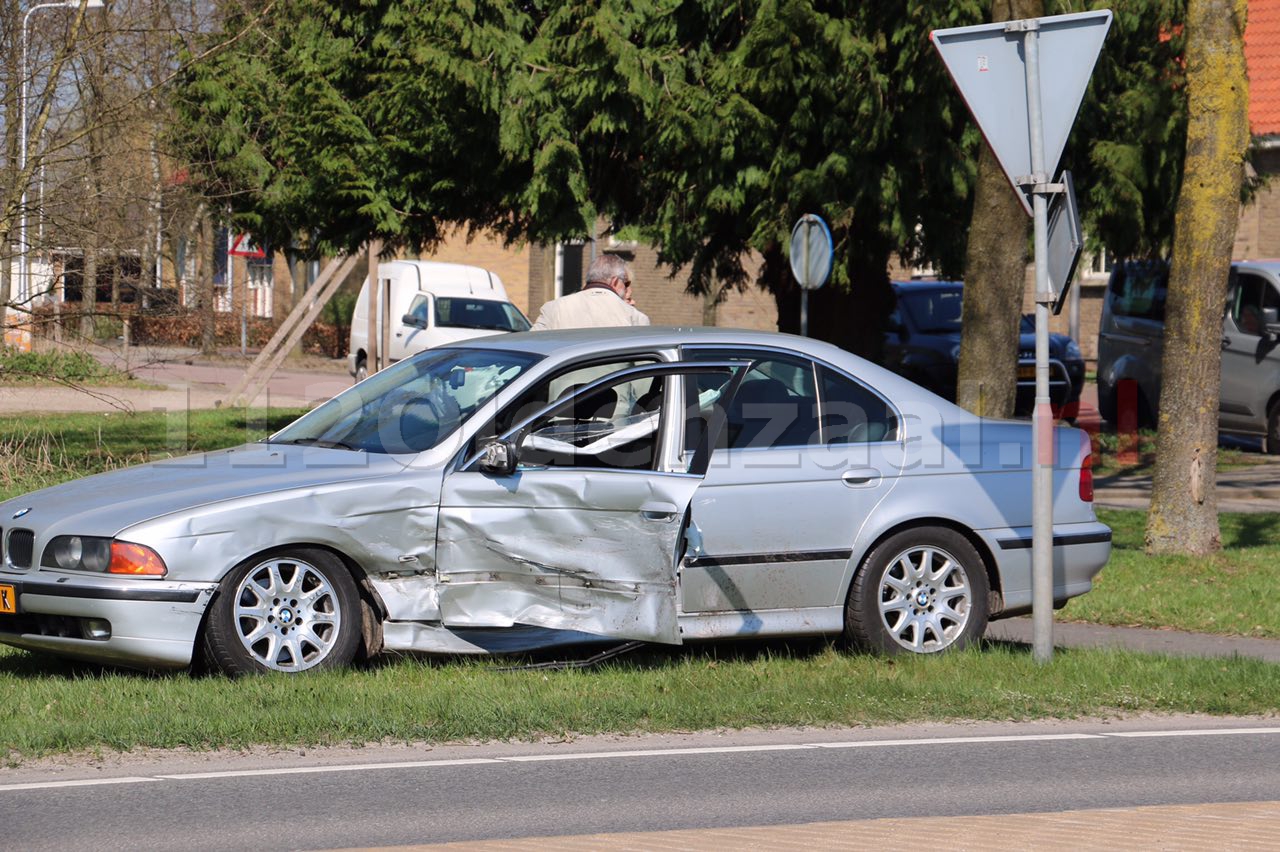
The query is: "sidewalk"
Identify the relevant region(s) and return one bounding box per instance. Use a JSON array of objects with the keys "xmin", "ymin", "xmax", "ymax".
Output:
[
  {"xmin": 1, "ymin": 343, "xmax": 351, "ymax": 413},
  {"xmin": 1092, "ymin": 458, "xmax": 1280, "ymax": 514},
  {"xmin": 986, "ymin": 617, "xmax": 1280, "ymax": 663},
  {"xmin": 414, "ymin": 802, "xmax": 1280, "ymax": 851}
]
